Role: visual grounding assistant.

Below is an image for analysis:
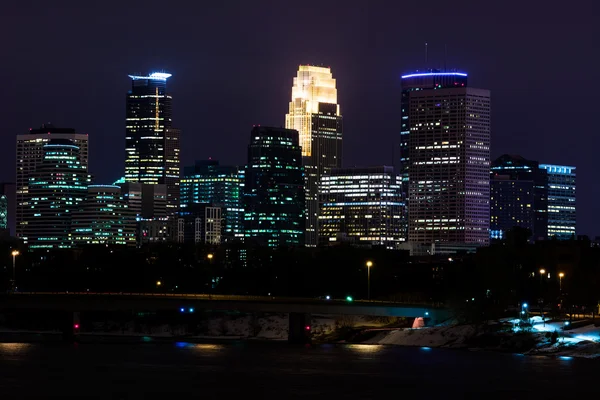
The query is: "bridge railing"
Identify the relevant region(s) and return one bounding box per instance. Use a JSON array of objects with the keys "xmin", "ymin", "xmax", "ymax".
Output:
[{"xmin": 8, "ymin": 291, "xmax": 442, "ymax": 307}]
